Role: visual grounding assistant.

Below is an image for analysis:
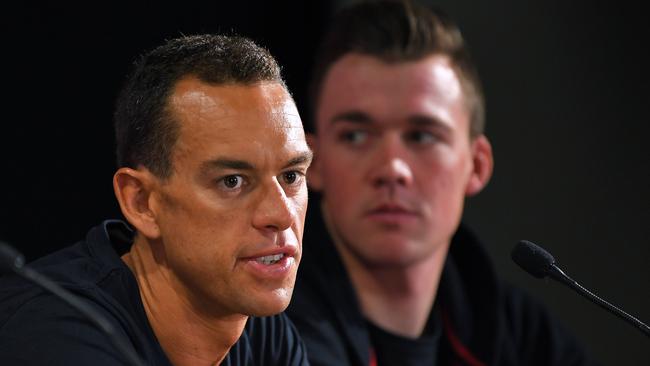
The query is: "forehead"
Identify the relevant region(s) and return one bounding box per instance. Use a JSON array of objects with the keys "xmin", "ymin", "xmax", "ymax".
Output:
[
  {"xmin": 169, "ymin": 78, "xmax": 306, "ymax": 162},
  {"xmin": 317, "ymin": 53, "xmax": 468, "ymax": 130}
]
